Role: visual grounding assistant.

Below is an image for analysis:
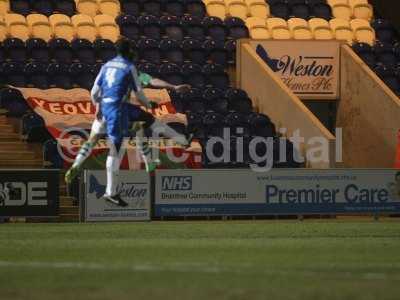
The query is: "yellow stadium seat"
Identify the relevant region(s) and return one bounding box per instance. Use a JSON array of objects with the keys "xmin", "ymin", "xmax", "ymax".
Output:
[
  {"xmin": 206, "ymin": 1, "xmax": 227, "ymax": 20},
  {"xmin": 72, "ymin": 14, "xmax": 97, "ymax": 42},
  {"xmin": 350, "ymin": 18, "xmax": 375, "ymax": 45},
  {"xmin": 288, "ymin": 18, "xmax": 313, "ymax": 40},
  {"xmin": 245, "ymin": 0, "xmax": 269, "ymax": 19},
  {"xmin": 4, "ymin": 13, "xmax": 29, "ymax": 41},
  {"xmin": 76, "ymin": 0, "xmax": 99, "ymax": 17},
  {"xmin": 97, "ymin": 0, "xmax": 121, "ymax": 17},
  {"xmin": 330, "ymin": 18, "xmax": 353, "ymax": 44},
  {"xmin": 245, "ymin": 16, "xmax": 265, "ymax": 27},
  {"xmin": 245, "ymin": 16, "xmax": 270, "ymax": 39},
  {"xmin": 0, "ymin": 15, "xmax": 7, "ymax": 41},
  {"xmin": 49, "ymin": 14, "xmax": 75, "ymax": 42},
  {"xmin": 349, "ymin": 0, "xmax": 373, "ymax": 21},
  {"xmin": 27, "ymin": 14, "xmax": 52, "ymax": 42},
  {"xmin": 94, "ymin": 14, "xmax": 119, "ymax": 42},
  {"xmin": 309, "ymin": 18, "xmax": 334, "ymax": 40},
  {"xmin": 267, "ymin": 17, "xmax": 291, "ymax": 40},
  {"xmin": 226, "ymin": 0, "xmax": 248, "ymax": 20},
  {"xmin": 0, "ymin": 0, "xmax": 10, "ymax": 15},
  {"xmin": 331, "ymin": 3, "xmax": 352, "ymax": 20}
]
